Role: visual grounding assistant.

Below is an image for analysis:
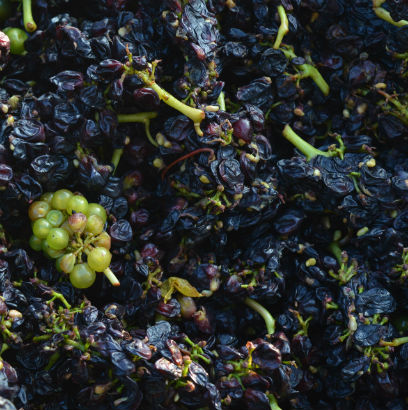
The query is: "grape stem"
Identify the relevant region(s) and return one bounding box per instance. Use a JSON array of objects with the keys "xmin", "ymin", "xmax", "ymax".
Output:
[
  {"xmin": 161, "ymin": 147, "xmax": 215, "ymax": 180},
  {"xmin": 244, "ymin": 297, "xmax": 275, "ymax": 335},
  {"xmin": 380, "ymin": 336, "xmax": 408, "ymax": 347},
  {"xmin": 22, "ymin": 0, "xmax": 37, "ymax": 32},
  {"xmin": 124, "ymin": 54, "xmax": 207, "ymax": 136},
  {"xmin": 283, "ymin": 125, "xmax": 332, "ymax": 161},
  {"xmin": 267, "ymin": 393, "xmax": 283, "ymax": 410},
  {"xmin": 281, "ymin": 46, "xmax": 329, "ymax": 96},
  {"xmin": 117, "ymin": 112, "xmax": 158, "ymax": 147},
  {"xmin": 372, "ymin": 0, "xmax": 408, "ymax": 27},
  {"xmin": 111, "ymin": 148, "xmax": 123, "ymax": 173},
  {"xmin": 273, "ymin": 5, "xmax": 289, "ymax": 49},
  {"xmin": 217, "ymin": 91, "xmax": 226, "ymax": 111},
  {"xmin": 103, "ymin": 267, "xmax": 120, "ymax": 287},
  {"xmin": 47, "ymin": 291, "xmax": 71, "ymax": 309}
]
